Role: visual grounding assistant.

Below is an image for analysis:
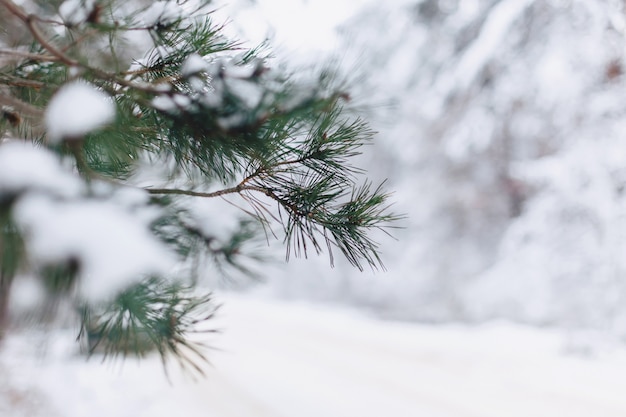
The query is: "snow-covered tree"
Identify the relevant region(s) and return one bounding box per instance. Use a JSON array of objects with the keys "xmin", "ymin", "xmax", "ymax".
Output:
[
  {"xmin": 0, "ymin": 0, "xmax": 398, "ymax": 371},
  {"xmin": 350, "ymin": 0, "xmax": 626, "ymax": 331}
]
